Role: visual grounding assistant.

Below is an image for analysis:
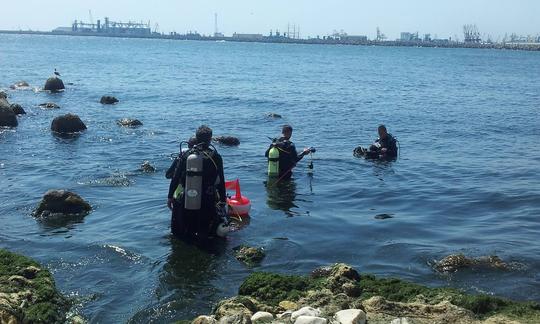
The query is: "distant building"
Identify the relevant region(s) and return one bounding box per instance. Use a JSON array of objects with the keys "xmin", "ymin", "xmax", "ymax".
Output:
[
  {"xmin": 341, "ymin": 35, "xmax": 368, "ymax": 42},
  {"xmin": 53, "ymin": 27, "xmax": 72, "ymax": 33},
  {"xmin": 400, "ymin": 32, "xmax": 419, "ymax": 42},
  {"xmin": 232, "ymin": 33, "xmax": 264, "ymax": 40}
]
